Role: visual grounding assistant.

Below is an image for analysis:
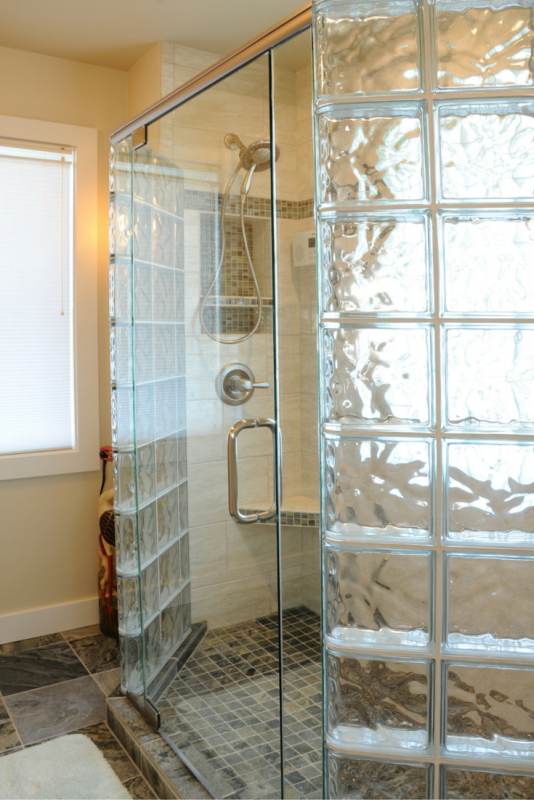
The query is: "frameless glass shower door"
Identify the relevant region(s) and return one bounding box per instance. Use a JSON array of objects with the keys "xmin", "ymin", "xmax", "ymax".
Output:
[{"xmin": 313, "ymin": 0, "xmax": 534, "ymax": 797}]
